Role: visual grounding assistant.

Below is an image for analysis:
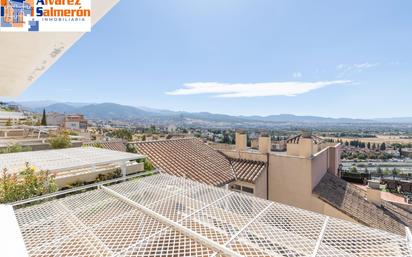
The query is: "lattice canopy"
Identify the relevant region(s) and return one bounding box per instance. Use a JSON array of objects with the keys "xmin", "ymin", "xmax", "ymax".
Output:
[{"xmin": 11, "ymin": 174, "xmax": 412, "ymax": 257}]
